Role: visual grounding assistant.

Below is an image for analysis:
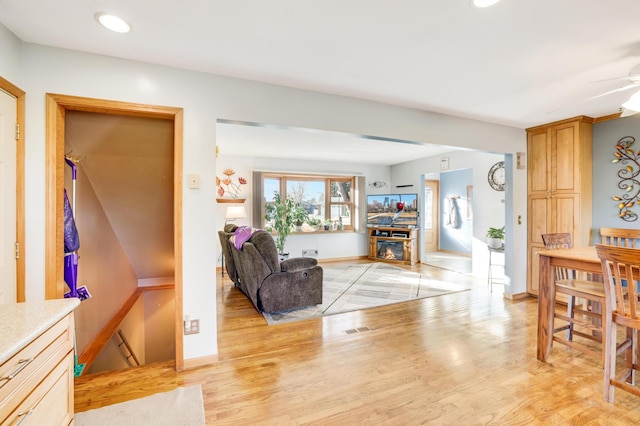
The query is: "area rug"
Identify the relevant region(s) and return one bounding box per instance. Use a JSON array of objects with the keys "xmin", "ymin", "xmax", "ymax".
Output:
[
  {"xmin": 74, "ymin": 385, "xmax": 205, "ymax": 426},
  {"xmin": 263, "ymin": 262, "xmax": 470, "ymax": 325}
]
